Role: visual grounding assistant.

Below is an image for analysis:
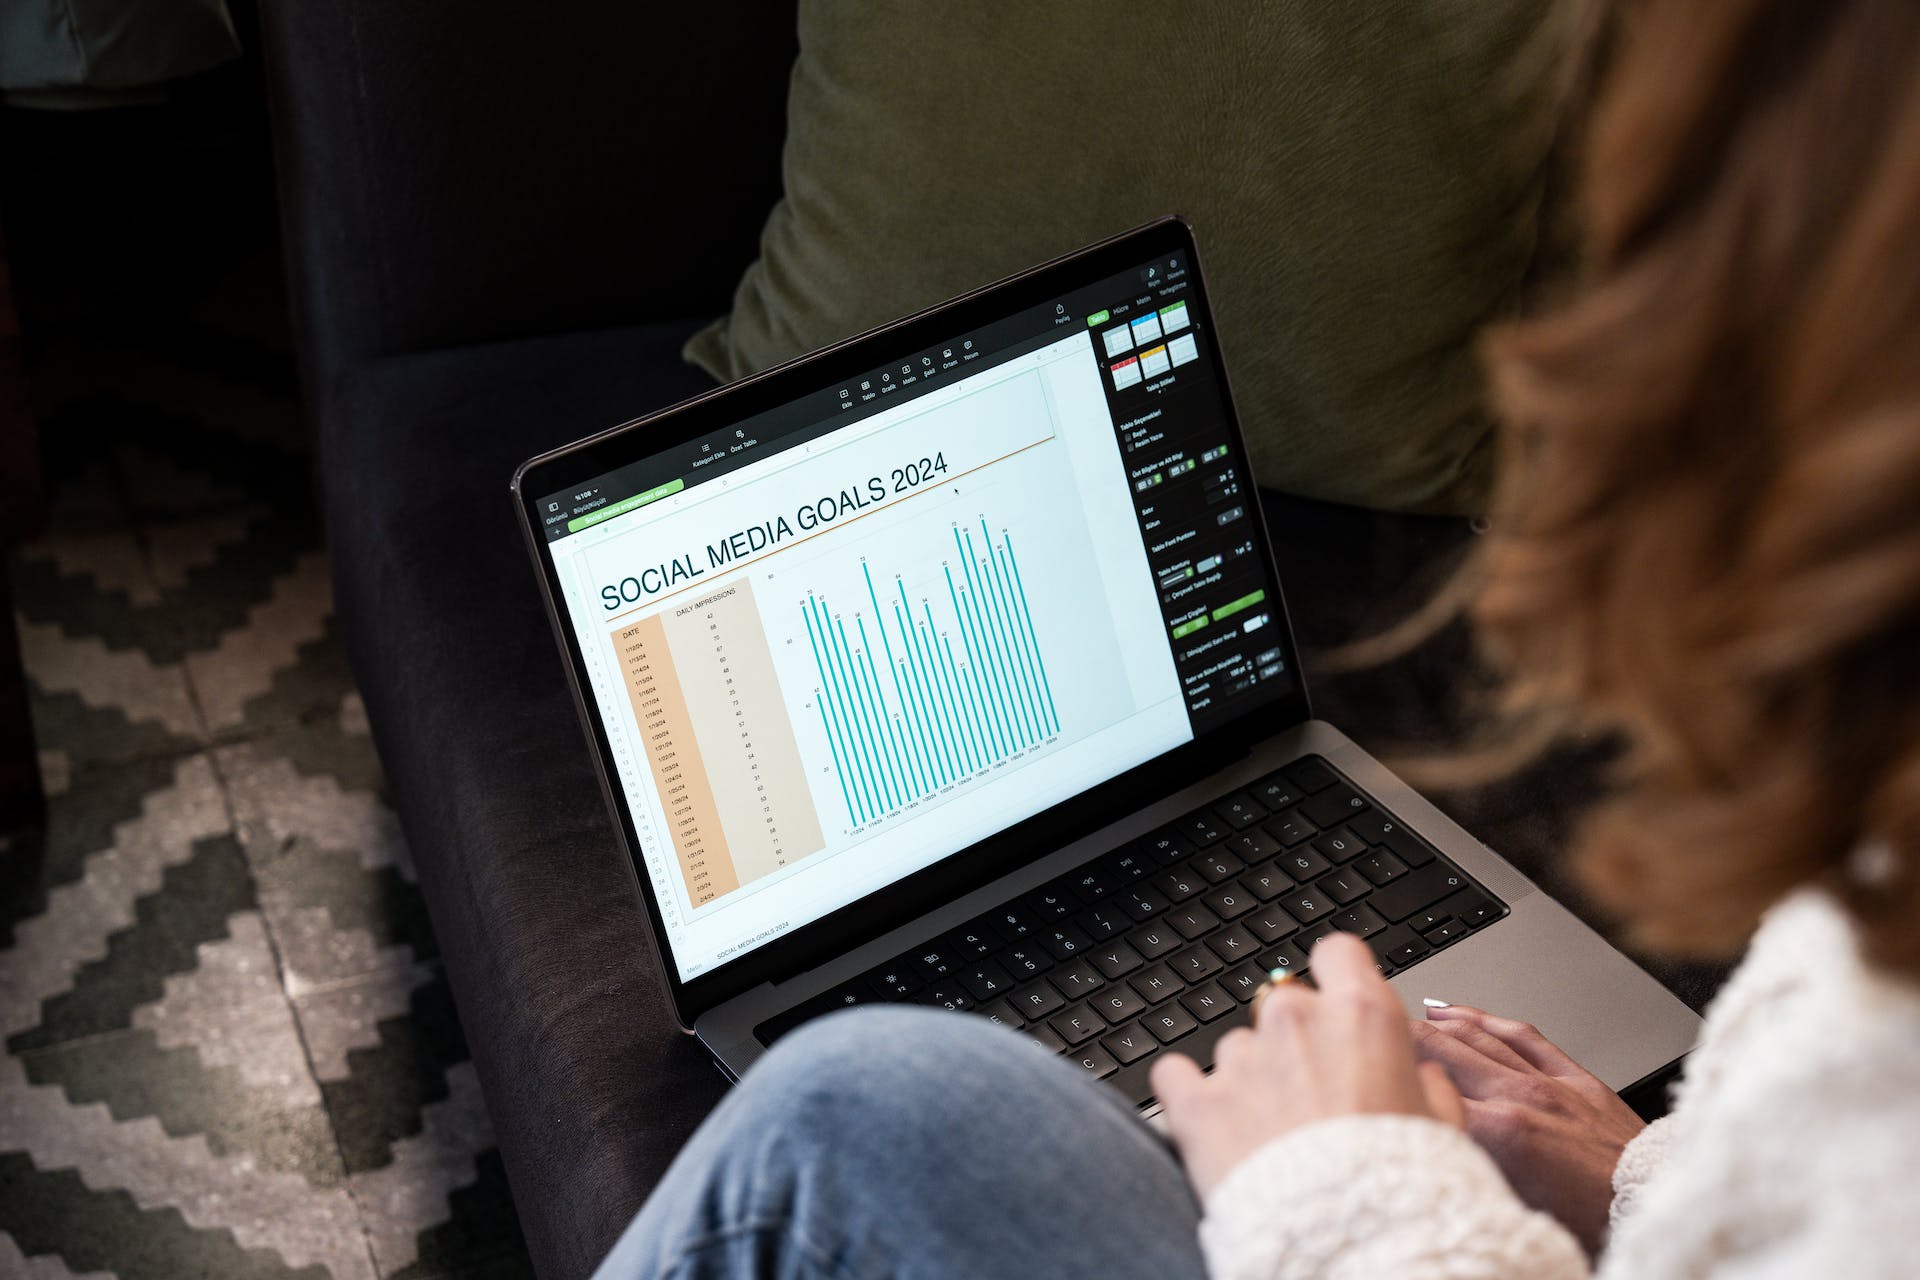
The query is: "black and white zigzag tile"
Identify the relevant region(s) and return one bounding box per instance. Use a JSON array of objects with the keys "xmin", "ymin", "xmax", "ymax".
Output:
[{"xmin": 2, "ymin": 331, "xmax": 532, "ymax": 1278}]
